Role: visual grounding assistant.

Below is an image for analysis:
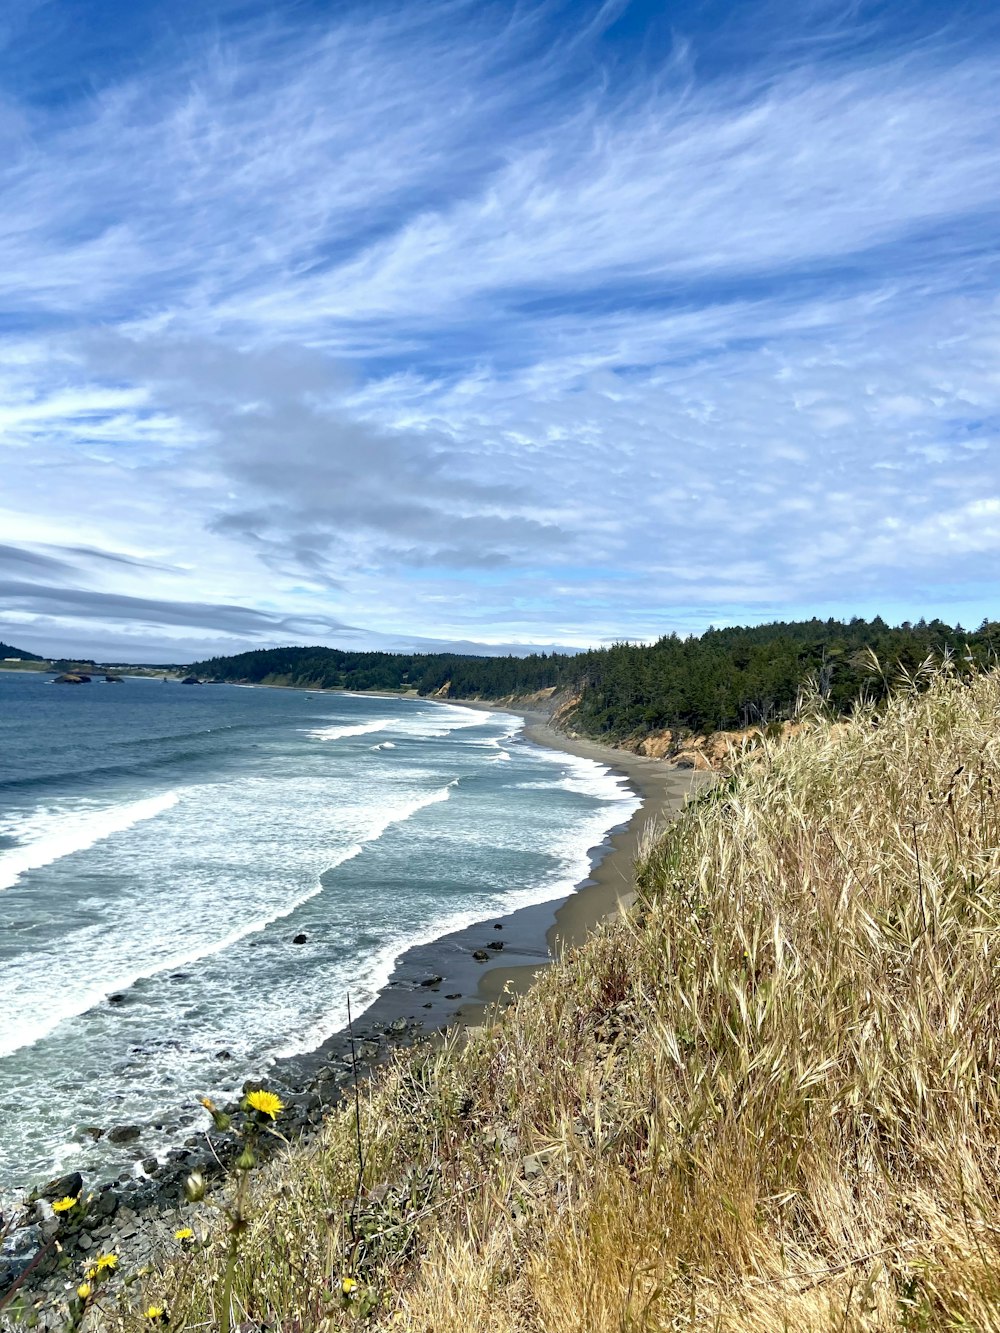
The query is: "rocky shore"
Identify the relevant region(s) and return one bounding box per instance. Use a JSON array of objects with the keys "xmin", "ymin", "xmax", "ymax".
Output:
[{"xmin": 0, "ymin": 1008, "xmax": 429, "ymax": 1321}]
